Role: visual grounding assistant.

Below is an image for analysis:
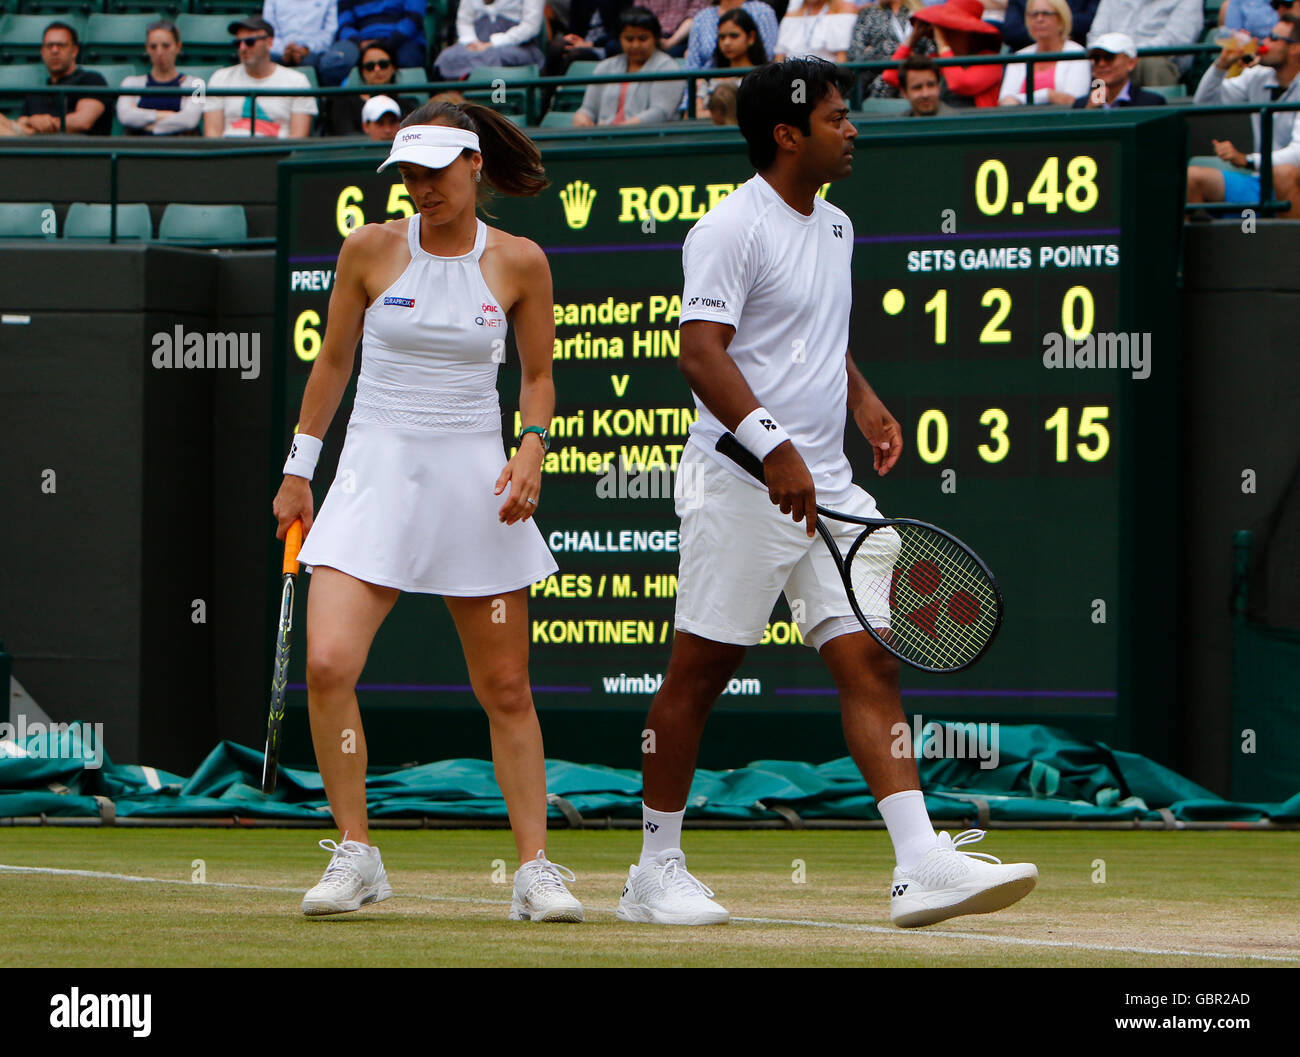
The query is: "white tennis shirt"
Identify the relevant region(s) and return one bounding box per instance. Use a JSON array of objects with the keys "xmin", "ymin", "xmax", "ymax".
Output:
[{"xmin": 680, "ymin": 173, "xmax": 855, "ymax": 496}]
